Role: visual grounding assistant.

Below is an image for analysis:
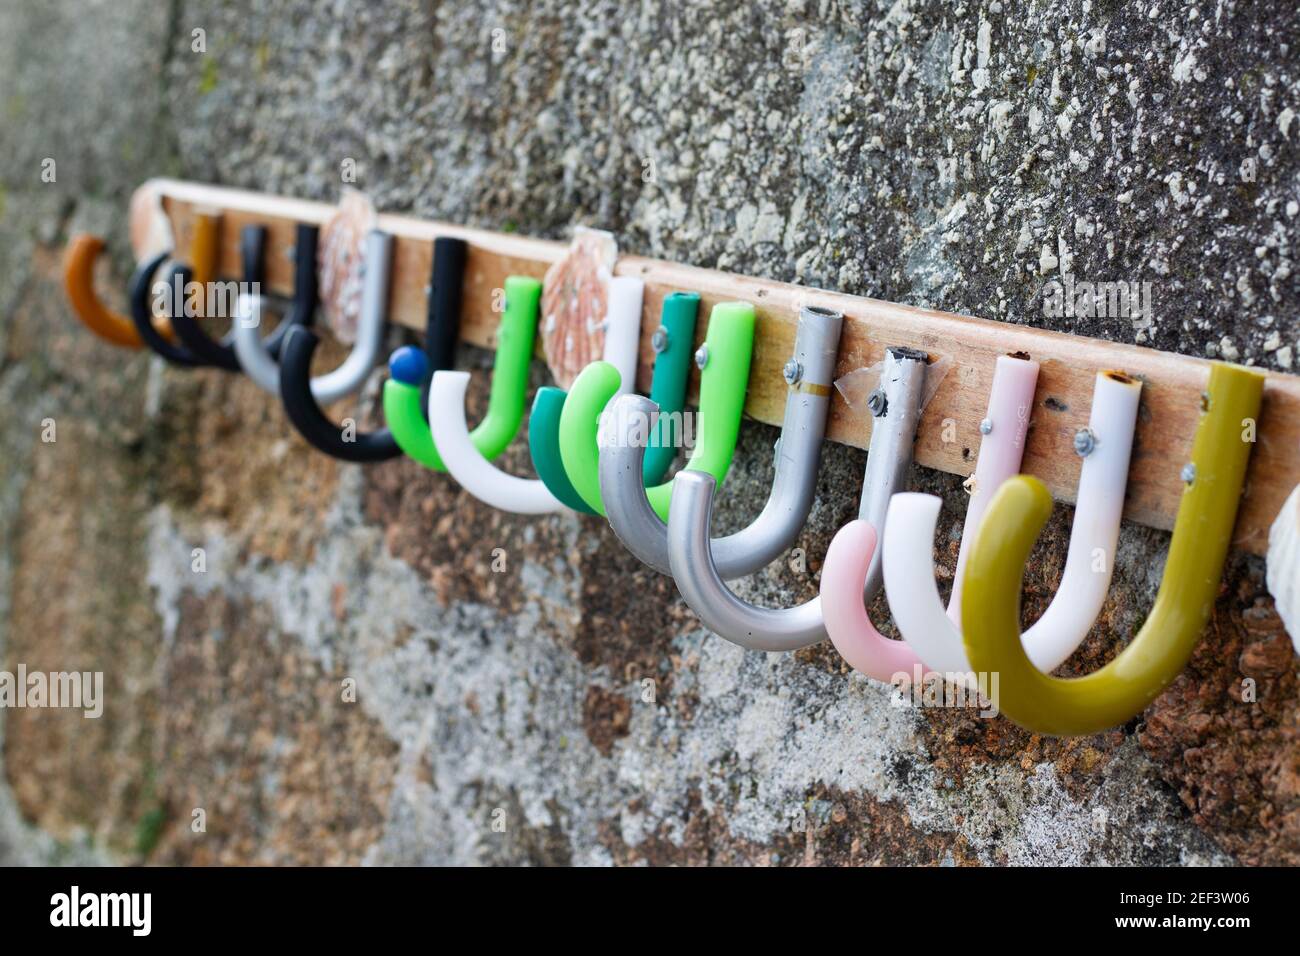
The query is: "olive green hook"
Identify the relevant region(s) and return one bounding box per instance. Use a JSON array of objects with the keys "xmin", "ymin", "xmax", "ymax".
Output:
[
  {"xmin": 549, "ymin": 291, "xmax": 700, "ymax": 515},
  {"xmin": 961, "ymin": 362, "xmax": 1265, "ymax": 737},
  {"xmin": 383, "ymin": 275, "xmax": 541, "ymax": 471}
]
